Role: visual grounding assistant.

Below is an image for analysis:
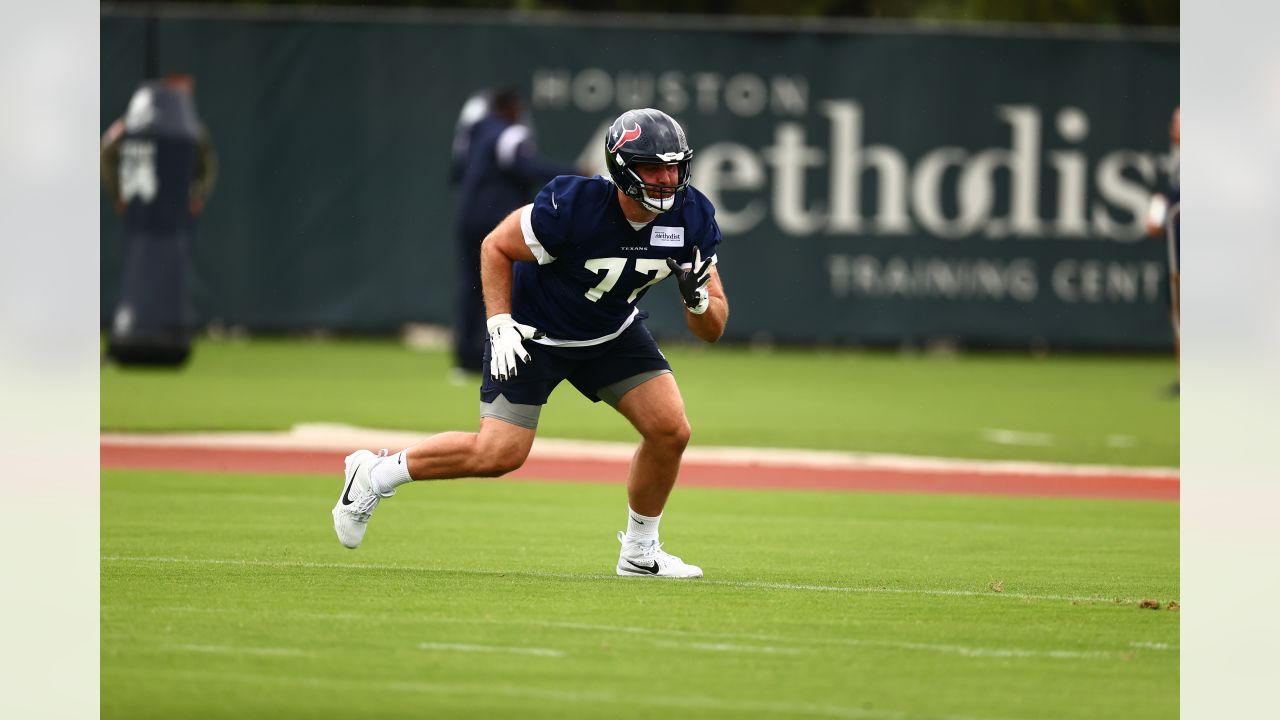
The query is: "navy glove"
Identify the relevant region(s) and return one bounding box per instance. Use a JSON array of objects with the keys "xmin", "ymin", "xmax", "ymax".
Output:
[{"xmin": 665, "ymin": 248, "xmax": 713, "ymax": 315}]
